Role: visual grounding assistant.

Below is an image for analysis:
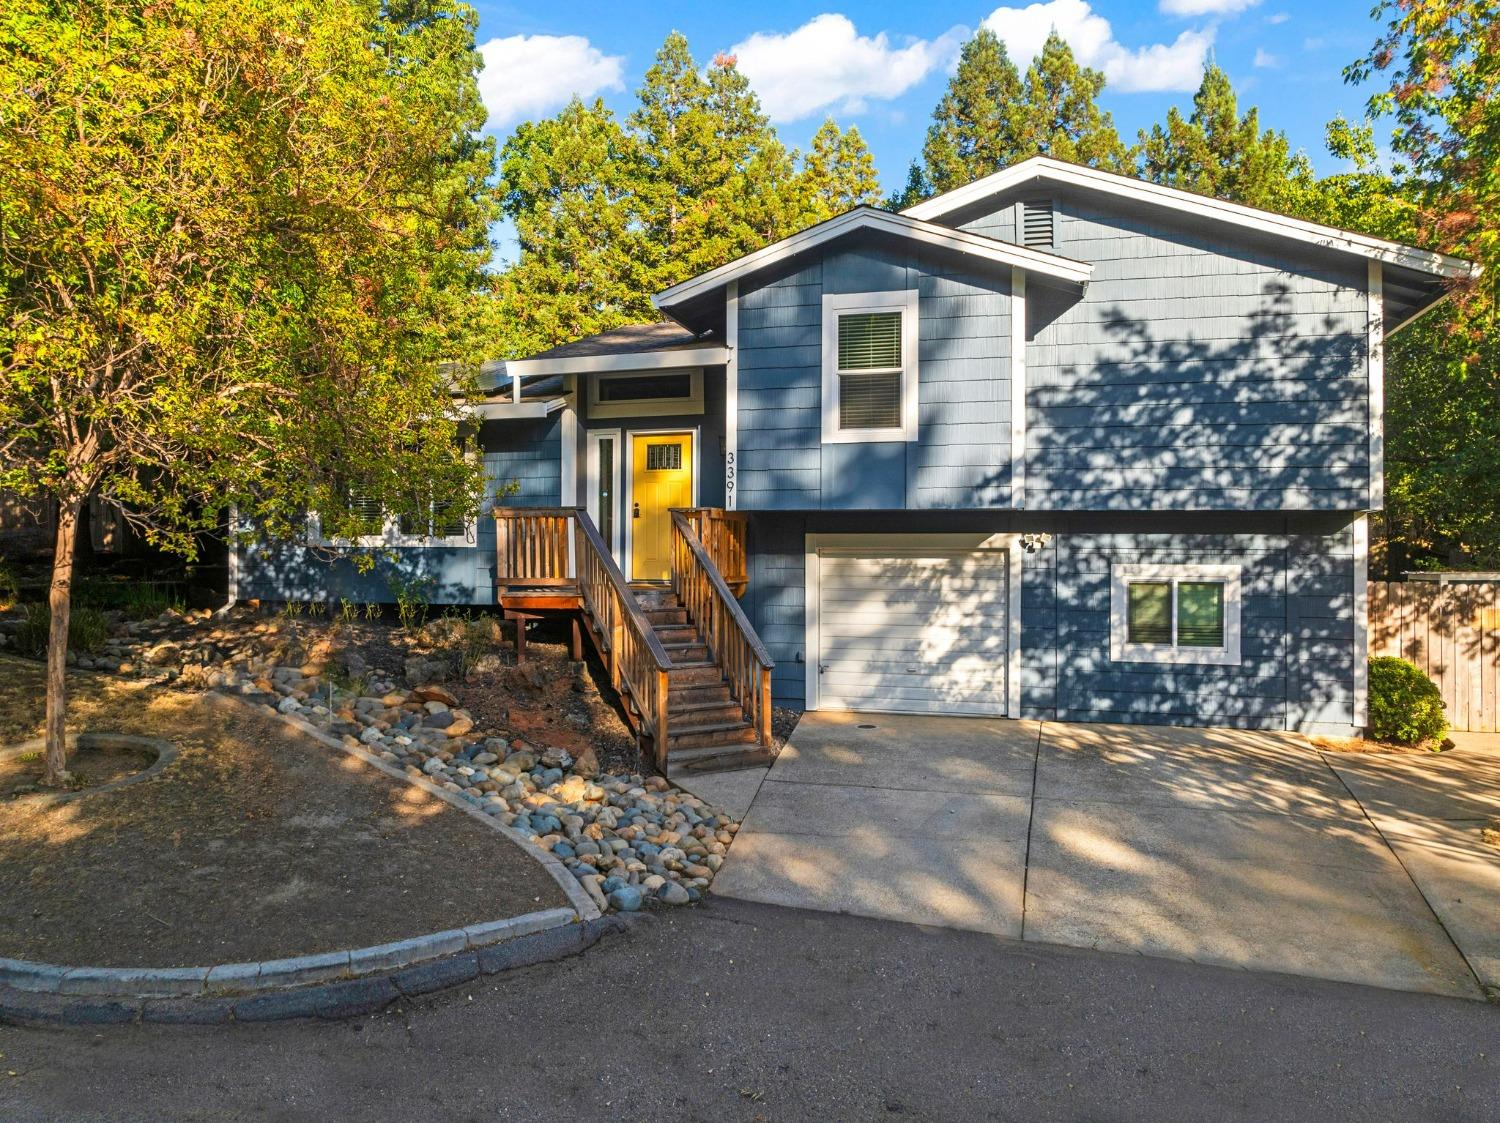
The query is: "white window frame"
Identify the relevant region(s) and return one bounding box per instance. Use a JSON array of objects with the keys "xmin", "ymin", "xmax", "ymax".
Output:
[
  {"xmin": 821, "ymin": 289, "xmax": 920, "ymax": 444},
  {"xmin": 1109, "ymin": 562, "xmax": 1243, "ymax": 666},
  {"xmin": 587, "ymin": 368, "xmax": 704, "ymax": 419}
]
